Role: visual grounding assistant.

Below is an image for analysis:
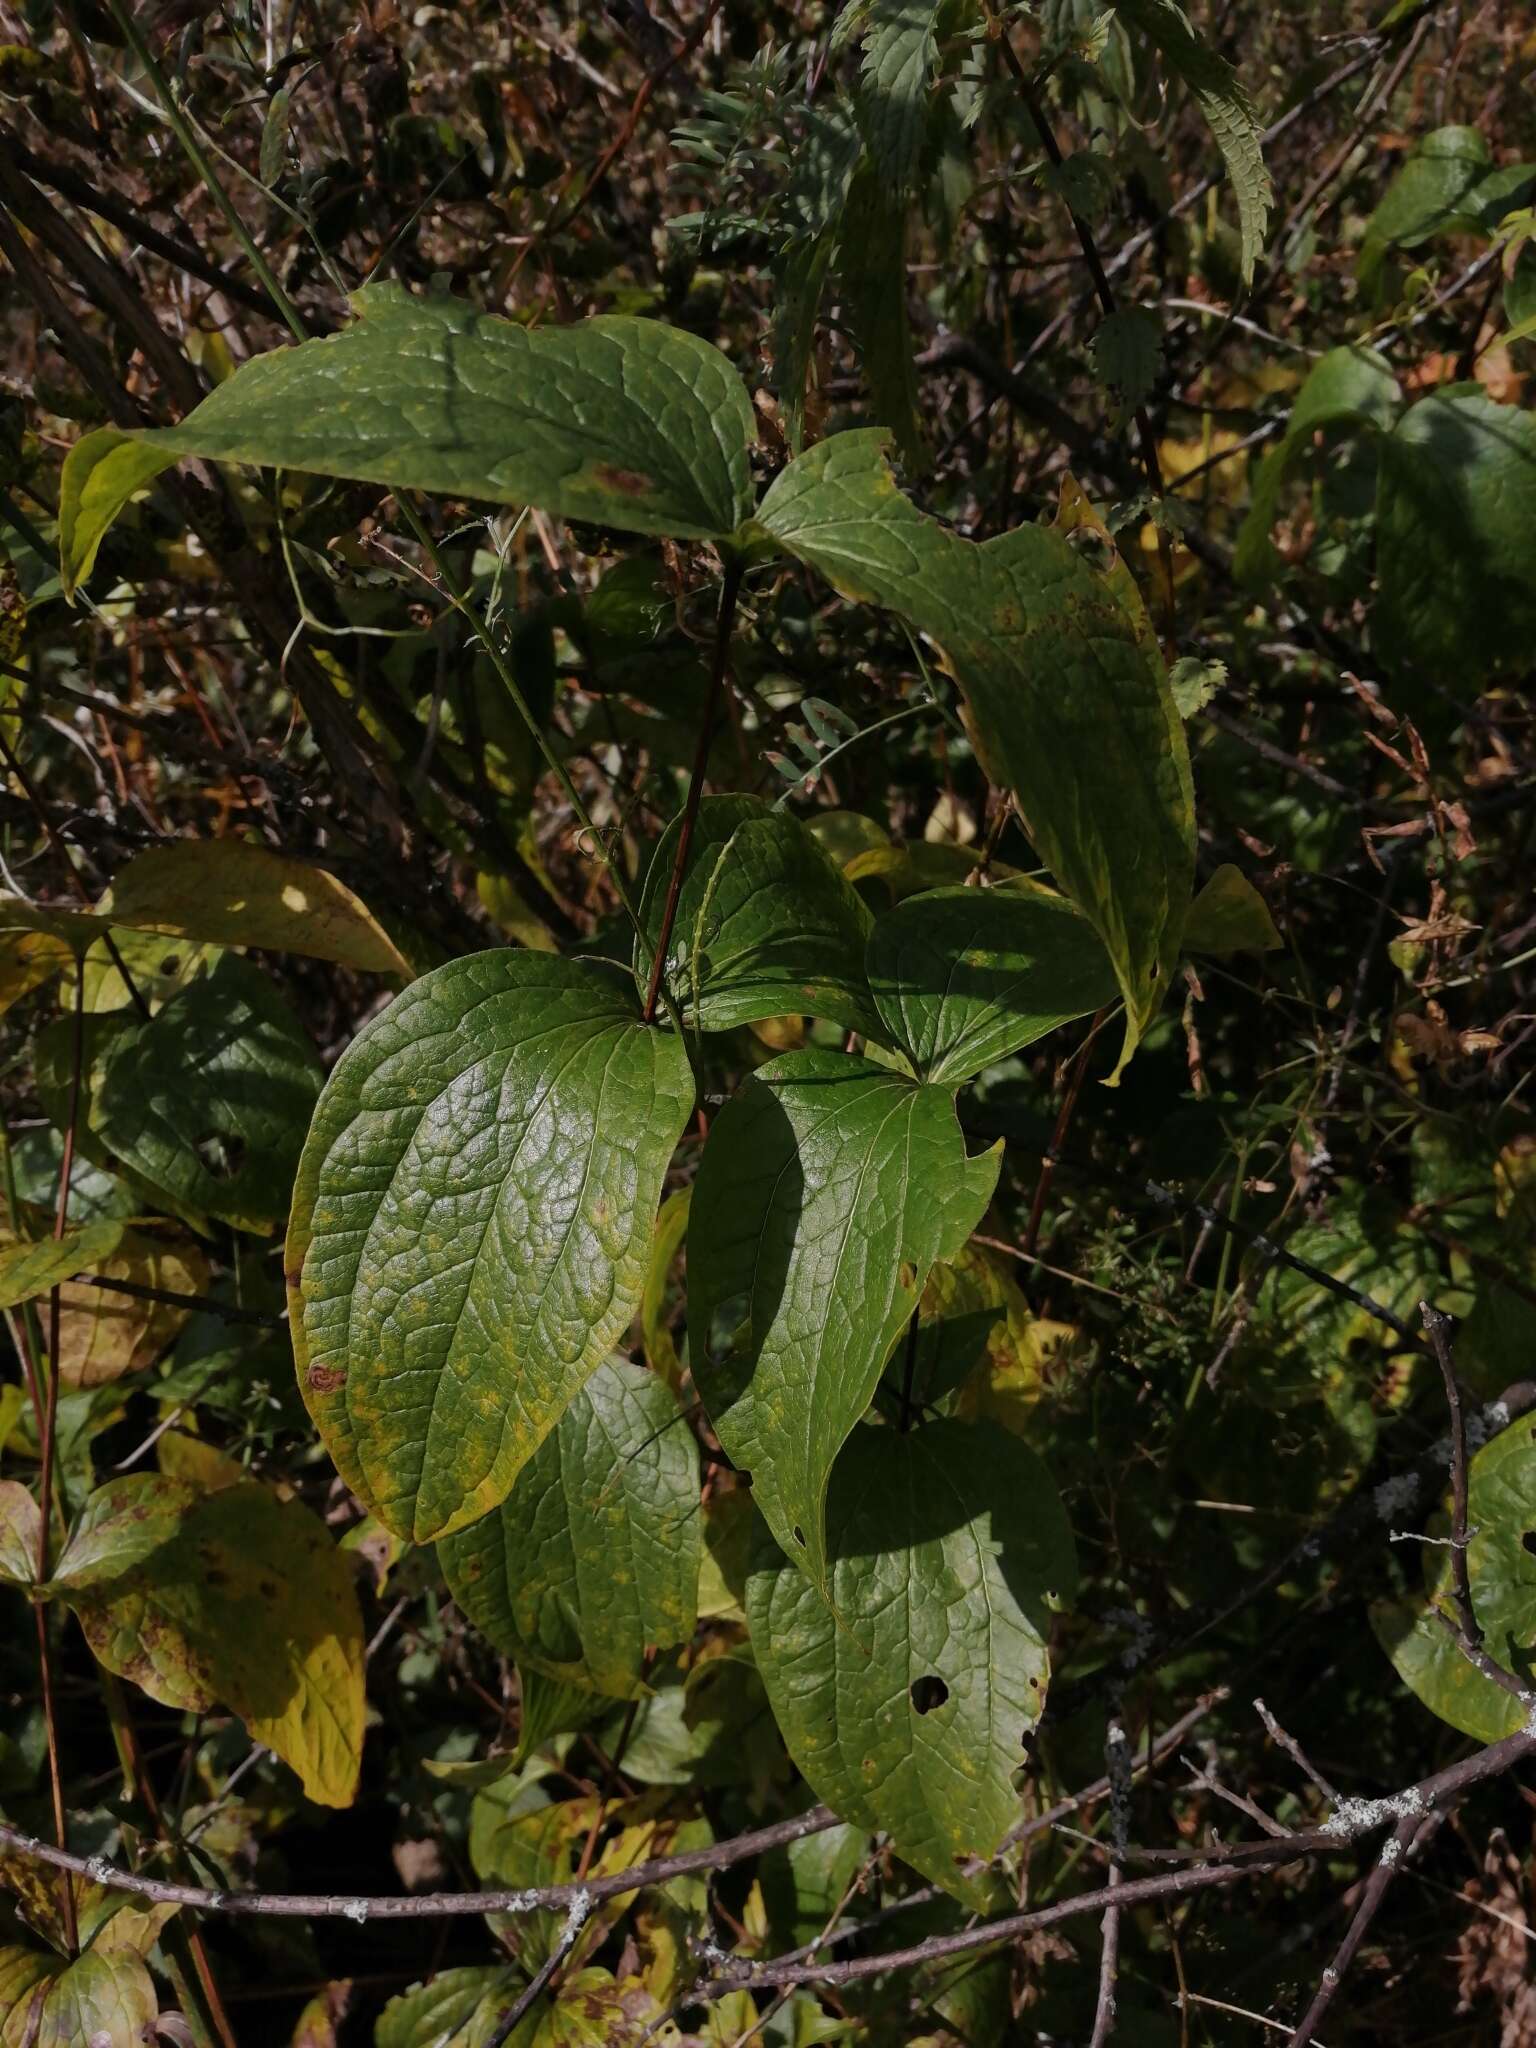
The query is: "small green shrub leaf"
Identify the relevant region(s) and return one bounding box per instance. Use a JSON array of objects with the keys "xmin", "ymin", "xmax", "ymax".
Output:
[
  {"xmin": 635, "ymin": 794, "xmax": 882, "ymax": 1038},
  {"xmin": 866, "ymin": 883, "xmax": 1118, "ymax": 1083},
  {"xmin": 746, "ymin": 1420, "xmax": 1076, "ymax": 1899},
  {"xmin": 59, "ymin": 287, "xmax": 760, "ymax": 597},
  {"xmin": 439, "ymin": 1356, "xmax": 700, "ymax": 1699},
  {"xmin": 690, "ymin": 1050, "xmax": 999, "ymax": 1588},
  {"xmin": 756, "ymin": 429, "xmax": 1194, "ymax": 1076},
  {"xmin": 287, "ymin": 953, "xmax": 694, "ymax": 1544}
]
